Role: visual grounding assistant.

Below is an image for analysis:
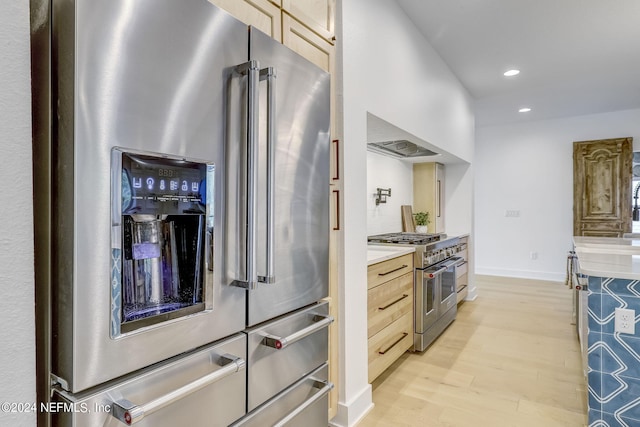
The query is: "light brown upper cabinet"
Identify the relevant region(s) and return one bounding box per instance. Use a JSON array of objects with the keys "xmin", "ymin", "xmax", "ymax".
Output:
[
  {"xmin": 207, "ymin": 0, "xmax": 282, "ymax": 41},
  {"xmin": 282, "ymin": 14, "xmax": 333, "ymax": 73},
  {"xmin": 282, "ymin": 0, "xmax": 335, "ymax": 43},
  {"xmin": 413, "ymin": 163, "xmax": 445, "ymax": 234},
  {"xmin": 573, "ymin": 137, "xmax": 633, "ymax": 237}
]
